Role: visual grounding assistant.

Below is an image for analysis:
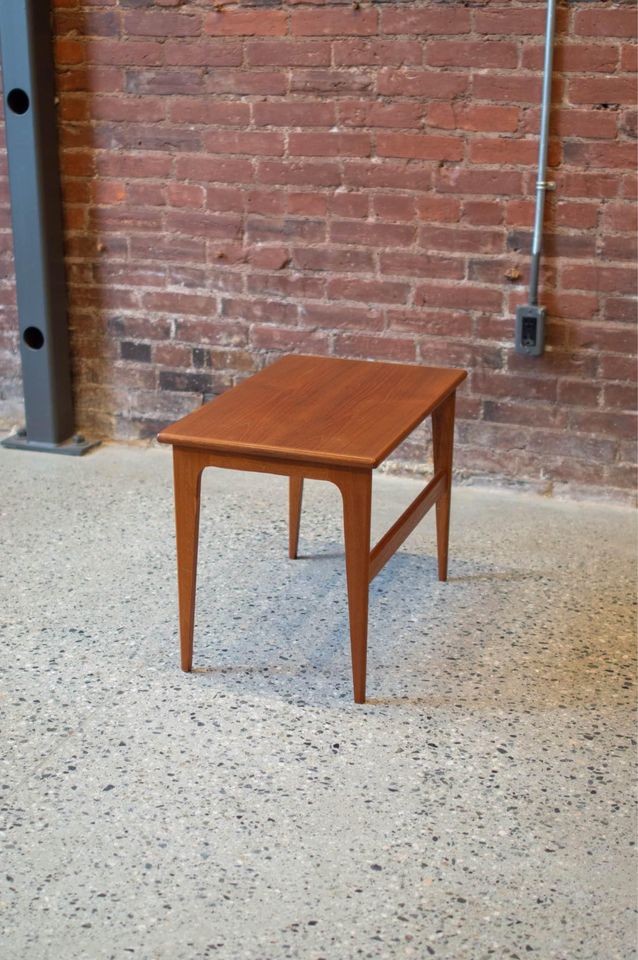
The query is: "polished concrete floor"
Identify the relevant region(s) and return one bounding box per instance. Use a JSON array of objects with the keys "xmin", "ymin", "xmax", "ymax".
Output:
[{"xmin": 1, "ymin": 444, "xmax": 636, "ymax": 960}]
